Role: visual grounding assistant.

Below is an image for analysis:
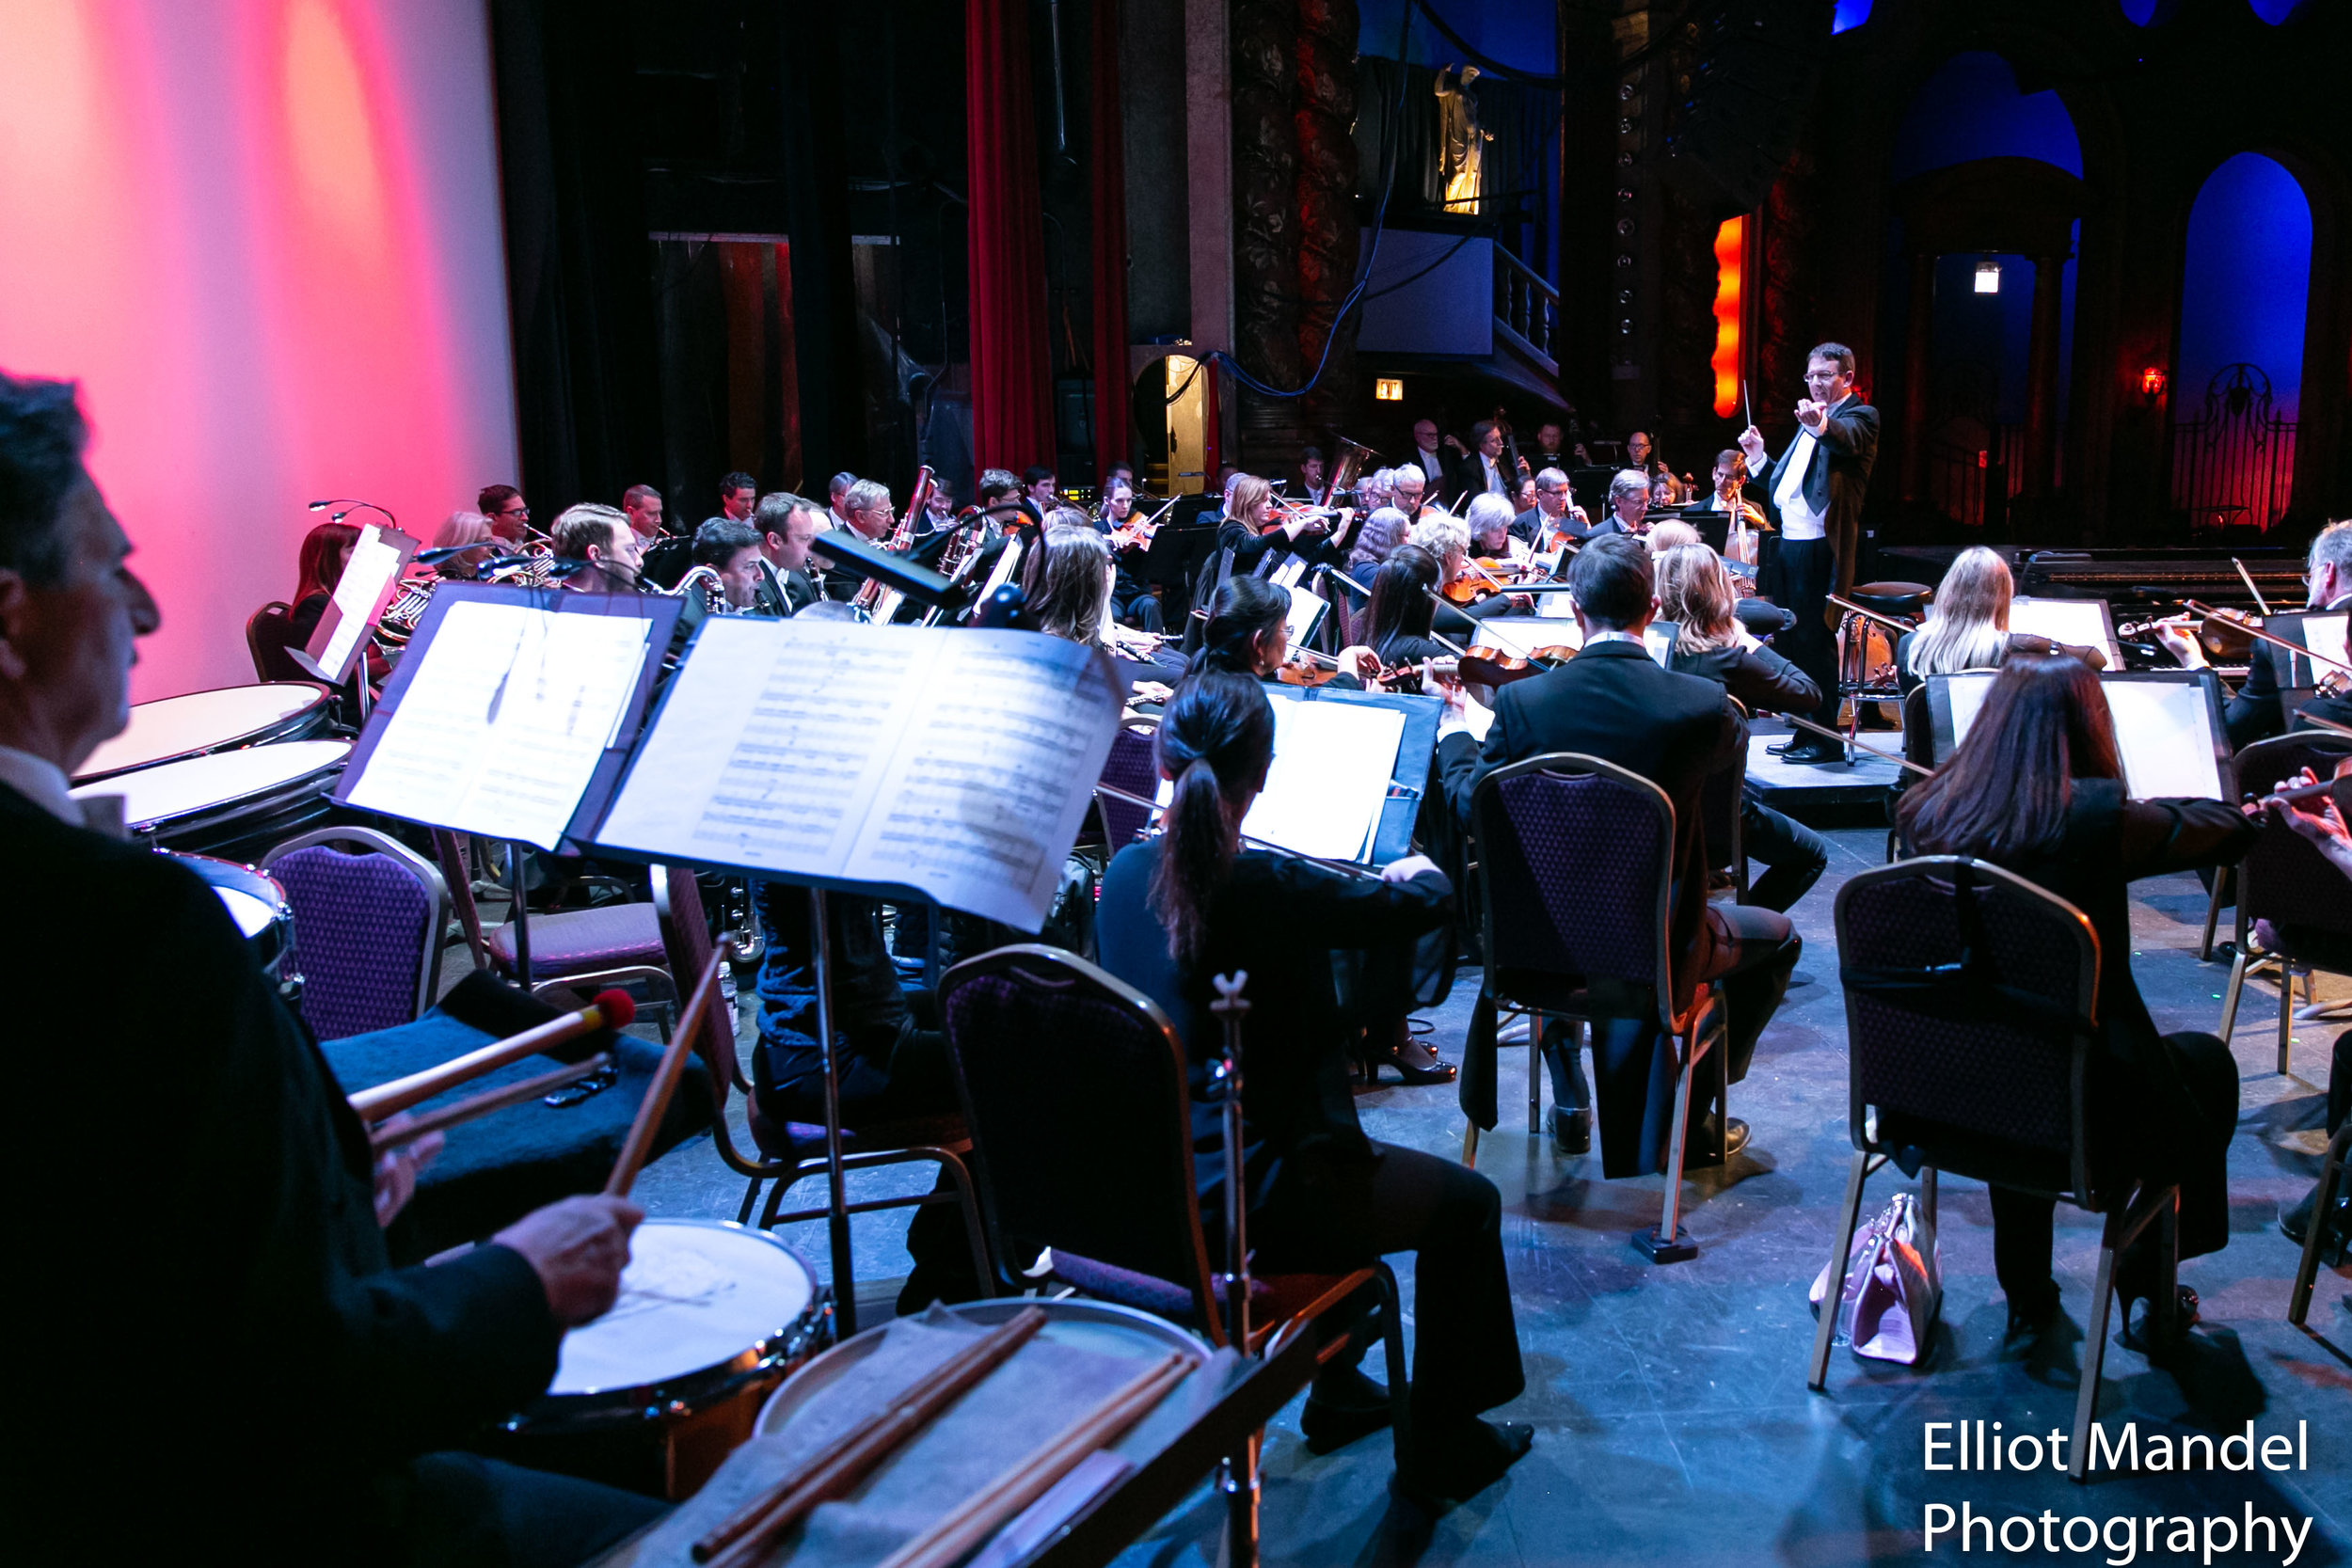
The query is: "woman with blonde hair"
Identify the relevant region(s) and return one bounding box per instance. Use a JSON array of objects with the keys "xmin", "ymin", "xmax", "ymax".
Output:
[
  {"xmin": 1658, "ymin": 544, "xmax": 1826, "ymax": 911},
  {"xmin": 431, "ymin": 510, "xmax": 496, "ymax": 580},
  {"xmin": 1897, "ymin": 546, "xmax": 2013, "ymax": 691}
]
